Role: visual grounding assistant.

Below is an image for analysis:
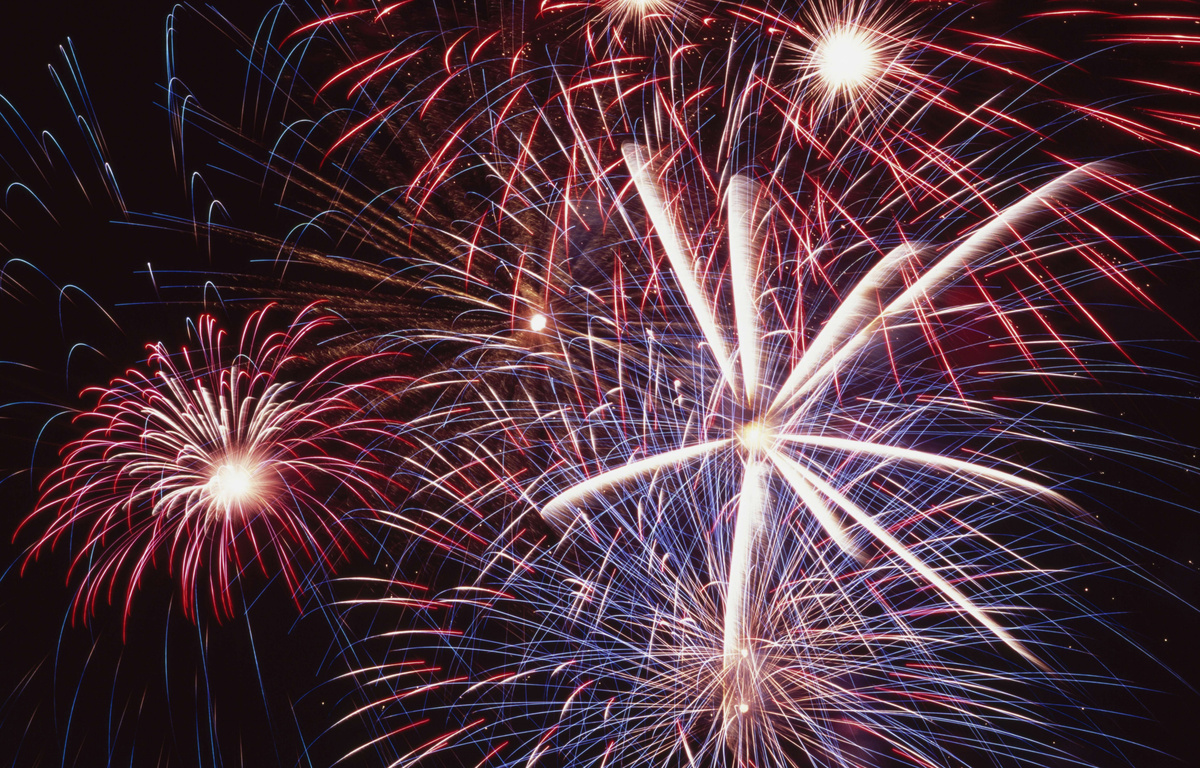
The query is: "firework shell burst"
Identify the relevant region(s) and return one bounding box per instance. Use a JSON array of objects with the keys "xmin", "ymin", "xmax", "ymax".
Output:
[
  {"xmin": 20, "ymin": 305, "xmax": 404, "ymax": 622},
  {"xmin": 343, "ymin": 148, "xmax": 1168, "ymax": 767}
]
